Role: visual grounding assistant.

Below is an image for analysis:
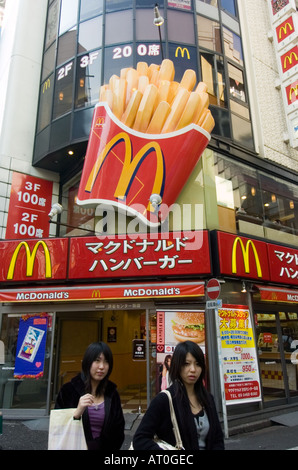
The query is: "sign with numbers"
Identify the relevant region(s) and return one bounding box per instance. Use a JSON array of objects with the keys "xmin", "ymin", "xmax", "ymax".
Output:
[{"xmin": 5, "ymin": 172, "xmax": 53, "ymax": 240}]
